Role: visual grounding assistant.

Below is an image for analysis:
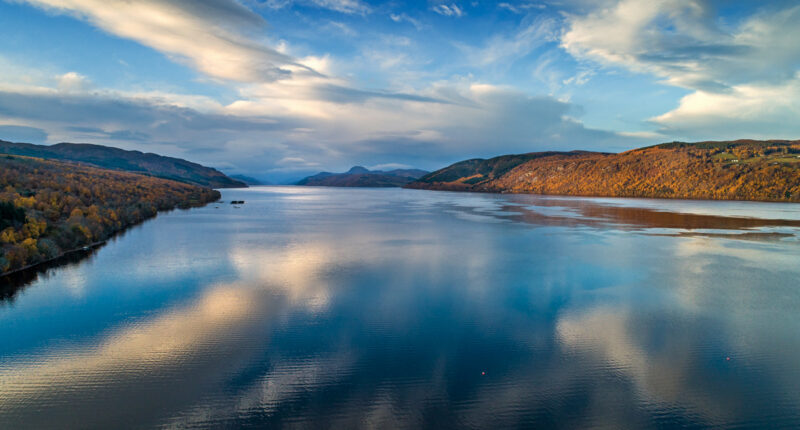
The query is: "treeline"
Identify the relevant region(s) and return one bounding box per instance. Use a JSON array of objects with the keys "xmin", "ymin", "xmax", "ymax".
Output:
[
  {"xmin": 408, "ymin": 140, "xmax": 800, "ymax": 202},
  {"xmin": 0, "ymin": 155, "xmax": 220, "ymax": 274}
]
